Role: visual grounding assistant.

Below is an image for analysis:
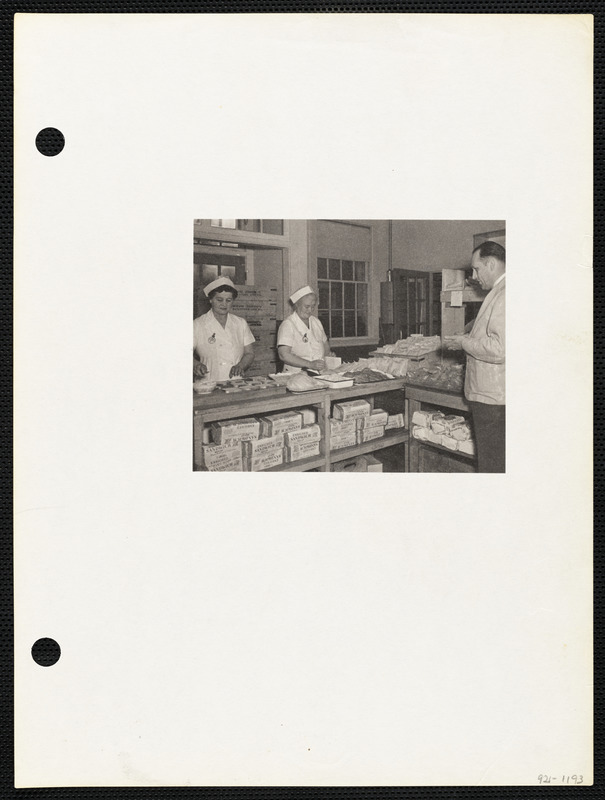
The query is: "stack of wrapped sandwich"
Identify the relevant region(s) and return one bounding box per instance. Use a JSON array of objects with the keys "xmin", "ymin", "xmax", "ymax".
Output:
[{"xmin": 411, "ymin": 410, "xmax": 475, "ymax": 456}]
